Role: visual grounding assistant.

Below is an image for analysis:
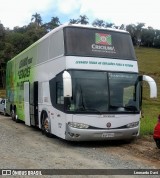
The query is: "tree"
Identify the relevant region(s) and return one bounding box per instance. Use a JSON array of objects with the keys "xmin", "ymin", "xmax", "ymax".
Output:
[
  {"xmin": 126, "ymin": 24, "xmax": 137, "ymax": 45},
  {"xmin": 77, "ymin": 15, "xmax": 89, "ymax": 24},
  {"xmin": 49, "ymin": 16, "xmax": 61, "ymax": 28},
  {"xmin": 153, "ymin": 30, "xmax": 160, "ymax": 48},
  {"xmin": 44, "ymin": 16, "xmax": 61, "ymax": 31},
  {"xmin": 135, "ymin": 23, "xmax": 145, "ymax": 46},
  {"xmin": 0, "ymin": 22, "xmax": 5, "ymax": 51},
  {"xmin": 31, "ymin": 13, "xmax": 42, "ymax": 27},
  {"xmin": 119, "ymin": 24, "xmax": 125, "ymax": 30},
  {"xmin": 141, "ymin": 27, "xmax": 155, "ymax": 47},
  {"xmin": 69, "ymin": 19, "xmax": 78, "ymax": 24},
  {"xmin": 92, "ymin": 19, "xmax": 105, "ymax": 27},
  {"xmin": 0, "ymin": 22, "xmax": 6, "ymax": 88},
  {"xmin": 105, "ymin": 22, "xmax": 114, "ymax": 28},
  {"xmin": 0, "ymin": 22, "xmax": 5, "ymax": 40},
  {"xmin": 26, "ymin": 23, "xmax": 47, "ymax": 43}
]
